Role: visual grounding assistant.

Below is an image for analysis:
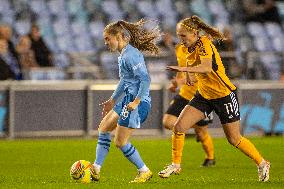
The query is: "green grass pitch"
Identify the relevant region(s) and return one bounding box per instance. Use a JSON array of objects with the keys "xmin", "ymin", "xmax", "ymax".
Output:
[{"xmin": 0, "ymin": 136, "xmax": 283, "ymax": 189}]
